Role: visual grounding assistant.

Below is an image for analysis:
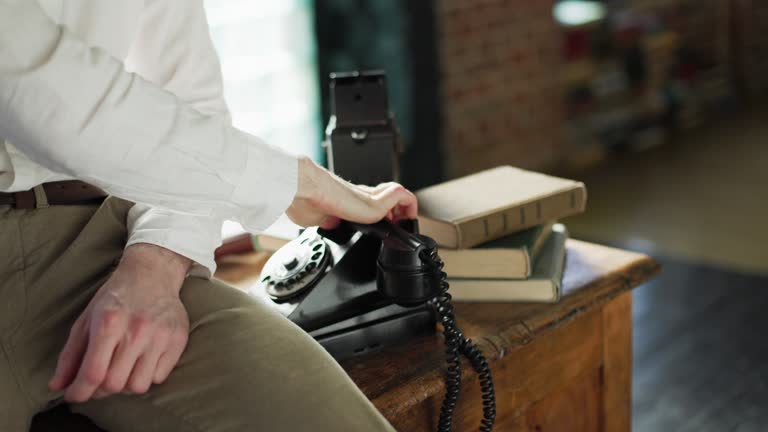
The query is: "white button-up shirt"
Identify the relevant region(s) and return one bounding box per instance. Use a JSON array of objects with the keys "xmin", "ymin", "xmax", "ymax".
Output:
[{"xmin": 0, "ymin": 0, "xmax": 299, "ymax": 276}]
